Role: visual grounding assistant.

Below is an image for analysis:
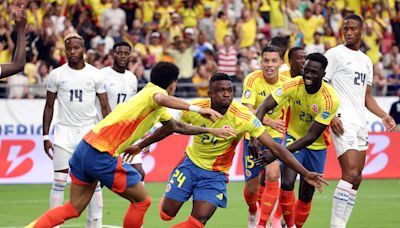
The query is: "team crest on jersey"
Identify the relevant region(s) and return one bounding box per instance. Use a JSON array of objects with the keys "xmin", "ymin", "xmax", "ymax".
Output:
[
  {"xmin": 85, "ymin": 80, "xmax": 94, "ymax": 89},
  {"xmin": 244, "ymin": 89, "xmax": 252, "ymax": 99},
  {"xmin": 253, "ymin": 119, "xmax": 262, "ymax": 128},
  {"xmin": 322, "ymin": 111, "xmax": 330, "ymax": 119},
  {"xmin": 165, "ymin": 184, "xmax": 171, "ymax": 192},
  {"xmin": 311, "ymin": 104, "xmax": 319, "ymax": 113},
  {"xmin": 275, "ymin": 88, "xmax": 283, "ymax": 97},
  {"xmin": 245, "ymin": 169, "xmax": 252, "ymax": 177}
]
